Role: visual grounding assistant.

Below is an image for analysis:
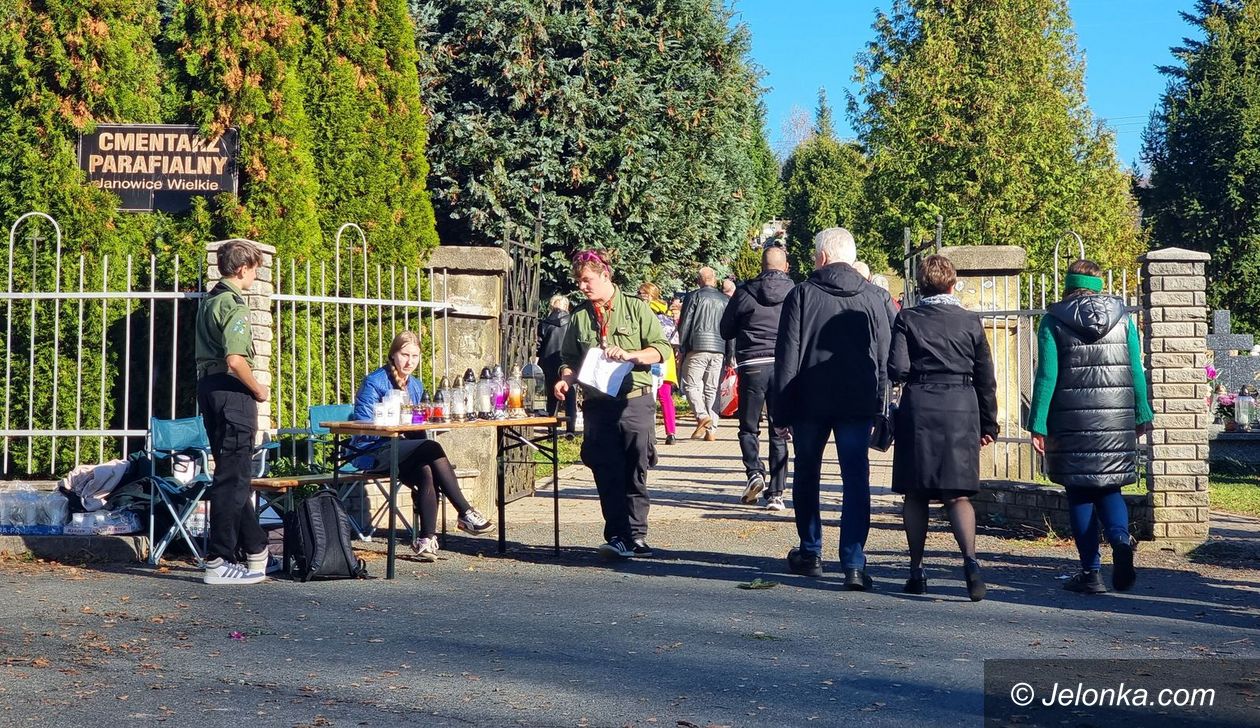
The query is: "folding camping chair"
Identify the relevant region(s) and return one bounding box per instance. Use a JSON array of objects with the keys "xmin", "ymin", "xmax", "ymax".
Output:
[
  {"xmin": 146, "ymin": 416, "xmax": 214, "ymax": 566},
  {"xmin": 307, "ymin": 404, "xmax": 415, "ymax": 543}
]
